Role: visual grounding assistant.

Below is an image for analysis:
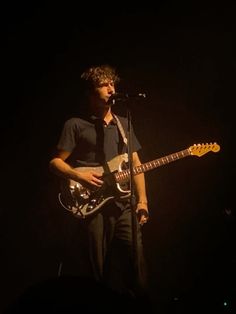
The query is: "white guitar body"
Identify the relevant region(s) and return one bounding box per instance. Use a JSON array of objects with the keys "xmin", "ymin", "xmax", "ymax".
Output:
[{"xmin": 59, "ymin": 153, "xmax": 130, "ymax": 219}]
